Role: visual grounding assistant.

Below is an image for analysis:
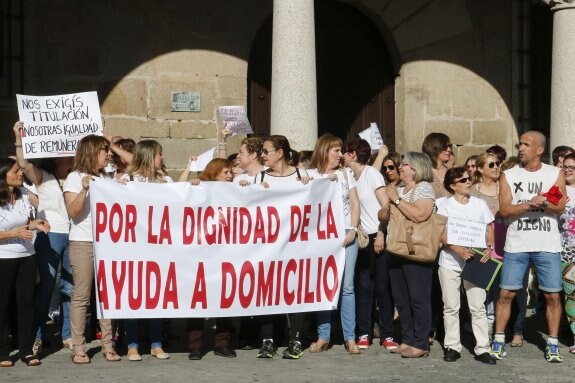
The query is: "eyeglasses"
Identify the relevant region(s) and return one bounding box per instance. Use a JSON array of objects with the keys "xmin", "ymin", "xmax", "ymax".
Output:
[
  {"xmin": 563, "ymin": 165, "xmax": 575, "ymax": 172},
  {"xmin": 455, "ymin": 177, "xmax": 471, "ymax": 184},
  {"xmin": 100, "ymin": 145, "xmax": 110, "ymax": 152},
  {"xmin": 262, "ymin": 149, "xmax": 277, "ymax": 155},
  {"xmin": 487, "ymin": 161, "xmax": 501, "ymax": 169},
  {"xmin": 383, "ymin": 165, "xmax": 396, "ymax": 171}
]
